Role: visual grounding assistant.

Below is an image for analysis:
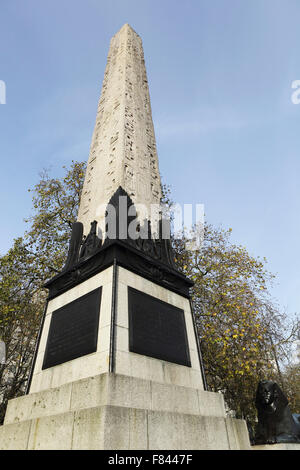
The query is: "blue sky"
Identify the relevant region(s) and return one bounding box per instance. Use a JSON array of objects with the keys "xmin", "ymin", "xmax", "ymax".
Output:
[{"xmin": 0, "ymin": 0, "xmax": 299, "ymax": 317}]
